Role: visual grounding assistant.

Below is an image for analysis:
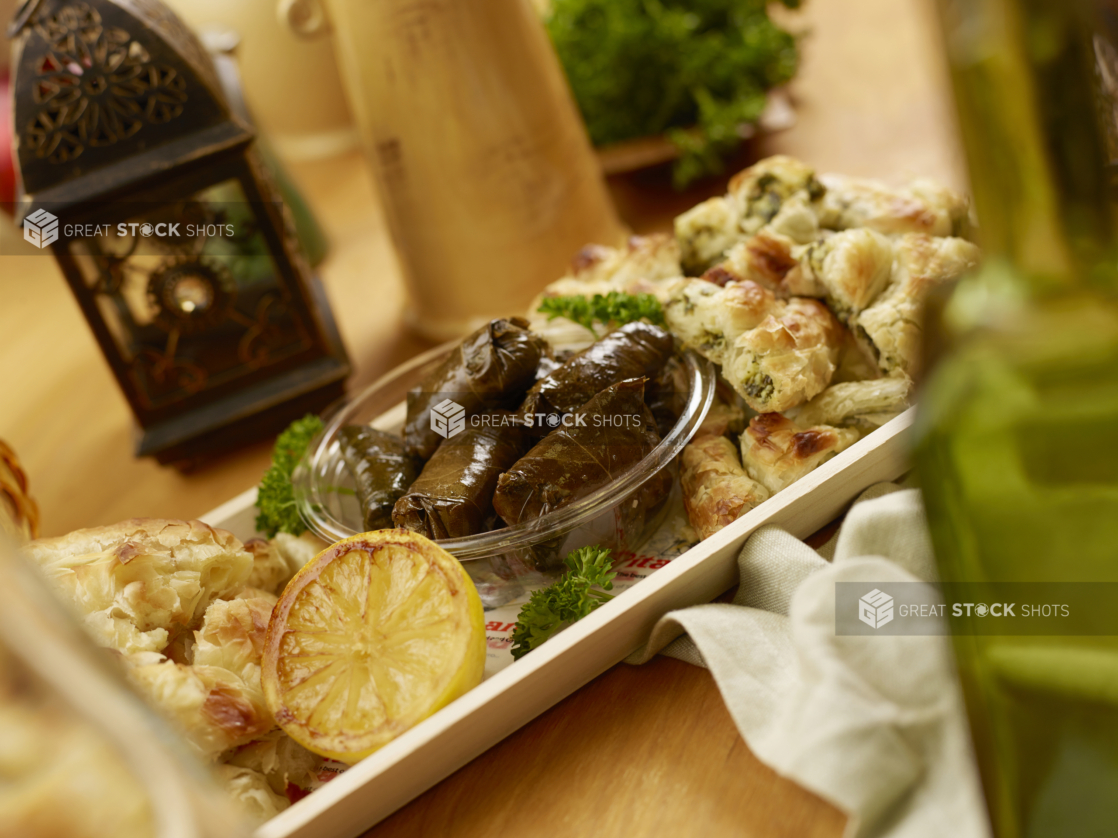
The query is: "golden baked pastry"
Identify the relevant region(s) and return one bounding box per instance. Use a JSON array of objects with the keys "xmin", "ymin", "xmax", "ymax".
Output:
[
  {"xmin": 270, "ymin": 531, "xmax": 329, "ymax": 585},
  {"xmin": 214, "ymin": 765, "xmax": 288, "ymax": 824},
  {"xmin": 791, "ymin": 378, "xmax": 912, "ymax": 429},
  {"xmin": 25, "ymin": 520, "xmax": 253, "ymax": 656},
  {"xmin": 528, "ymin": 233, "xmax": 686, "ymax": 349},
  {"xmin": 705, "ymin": 229, "xmax": 800, "ymax": 295},
  {"xmin": 856, "ymin": 233, "xmax": 981, "ymax": 376},
  {"xmin": 739, "ymin": 413, "xmax": 860, "ymax": 495},
  {"xmin": 563, "ymin": 233, "xmax": 682, "ymax": 287},
  {"xmin": 675, "ymin": 195, "xmax": 742, "ymax": 275},
  {"xmin": 223, "ymin": 728, "xmax": 324, "ymax": 802},
  {"xmin": 192, "ymin": 593, "xmax": 277, "ymax": 685},
  {"xmin": 722, "ymin": 297, "xmax": 845, "ymax": 413},
  {"xmin": 791, "ymin": 227, "xmax": 895, "ymax": 321},
  {"xmin": 816, "ymin": 173, "xmax": 971, "ymax": 237},
  {"xmin": 18, "ymin": 519, "xmax": 325, "ymax": 821},
  {"xmin": 123, "ymin": 654, "xmax": 273, "ymax": 761},
  {"xmin": 727, "ymin": 155, "xmax": 824, "ymax": 238},
  {"xmin": 664, "ymin": 278, "xmax": 778, "ymax": 365},
  {"xmin": 676, "ymin": 156, "xmax": 824, "ymax": 275},
  {"xmin": 695, "ymin": 398, "xmax": 746, "ymax": 439},
  {"xmin": 681, "ymin": 435, "xmax": 770, "ymax": 541},
  {"xmin": 242, "ymin": 536, "xmax": 314, "ymax": 597}
]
